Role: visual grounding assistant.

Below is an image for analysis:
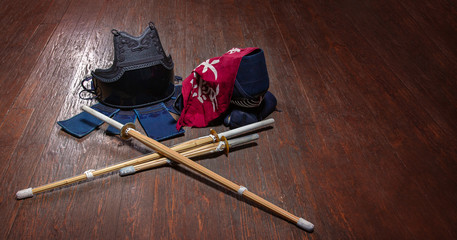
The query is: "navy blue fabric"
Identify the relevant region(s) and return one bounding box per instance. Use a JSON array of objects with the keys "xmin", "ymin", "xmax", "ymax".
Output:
[
  {"xmin": 59, "ymin": 85, "xmax": 185, "ymax": 140},
  {"xmin": 164, "ymin": 85, "xmax": 182, "ymax": 115},
  {"xmin": 224, "ymin": 91, "xmax": 277, "ymax": 129},
  {"xmin": 258, "ymin": 91, "xmax": 277, "ymax": 118},
  {"xmin": 232, "ymin": 49, "xmax": 269, "ymax": 100},
  {"xmin": 57, "ymin": 103, "xmax": 119, "ymax": 138},
  {"xmin": 106, "ymin": 110, "xmax": 137, "ymax": 135},
  {"xmin": 224, "ymin": 109, "xmax": 258, "ymax": 128},
  {"xmin": 134, "ymin": 103, "xmax": 184, "ymax": 141}
]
